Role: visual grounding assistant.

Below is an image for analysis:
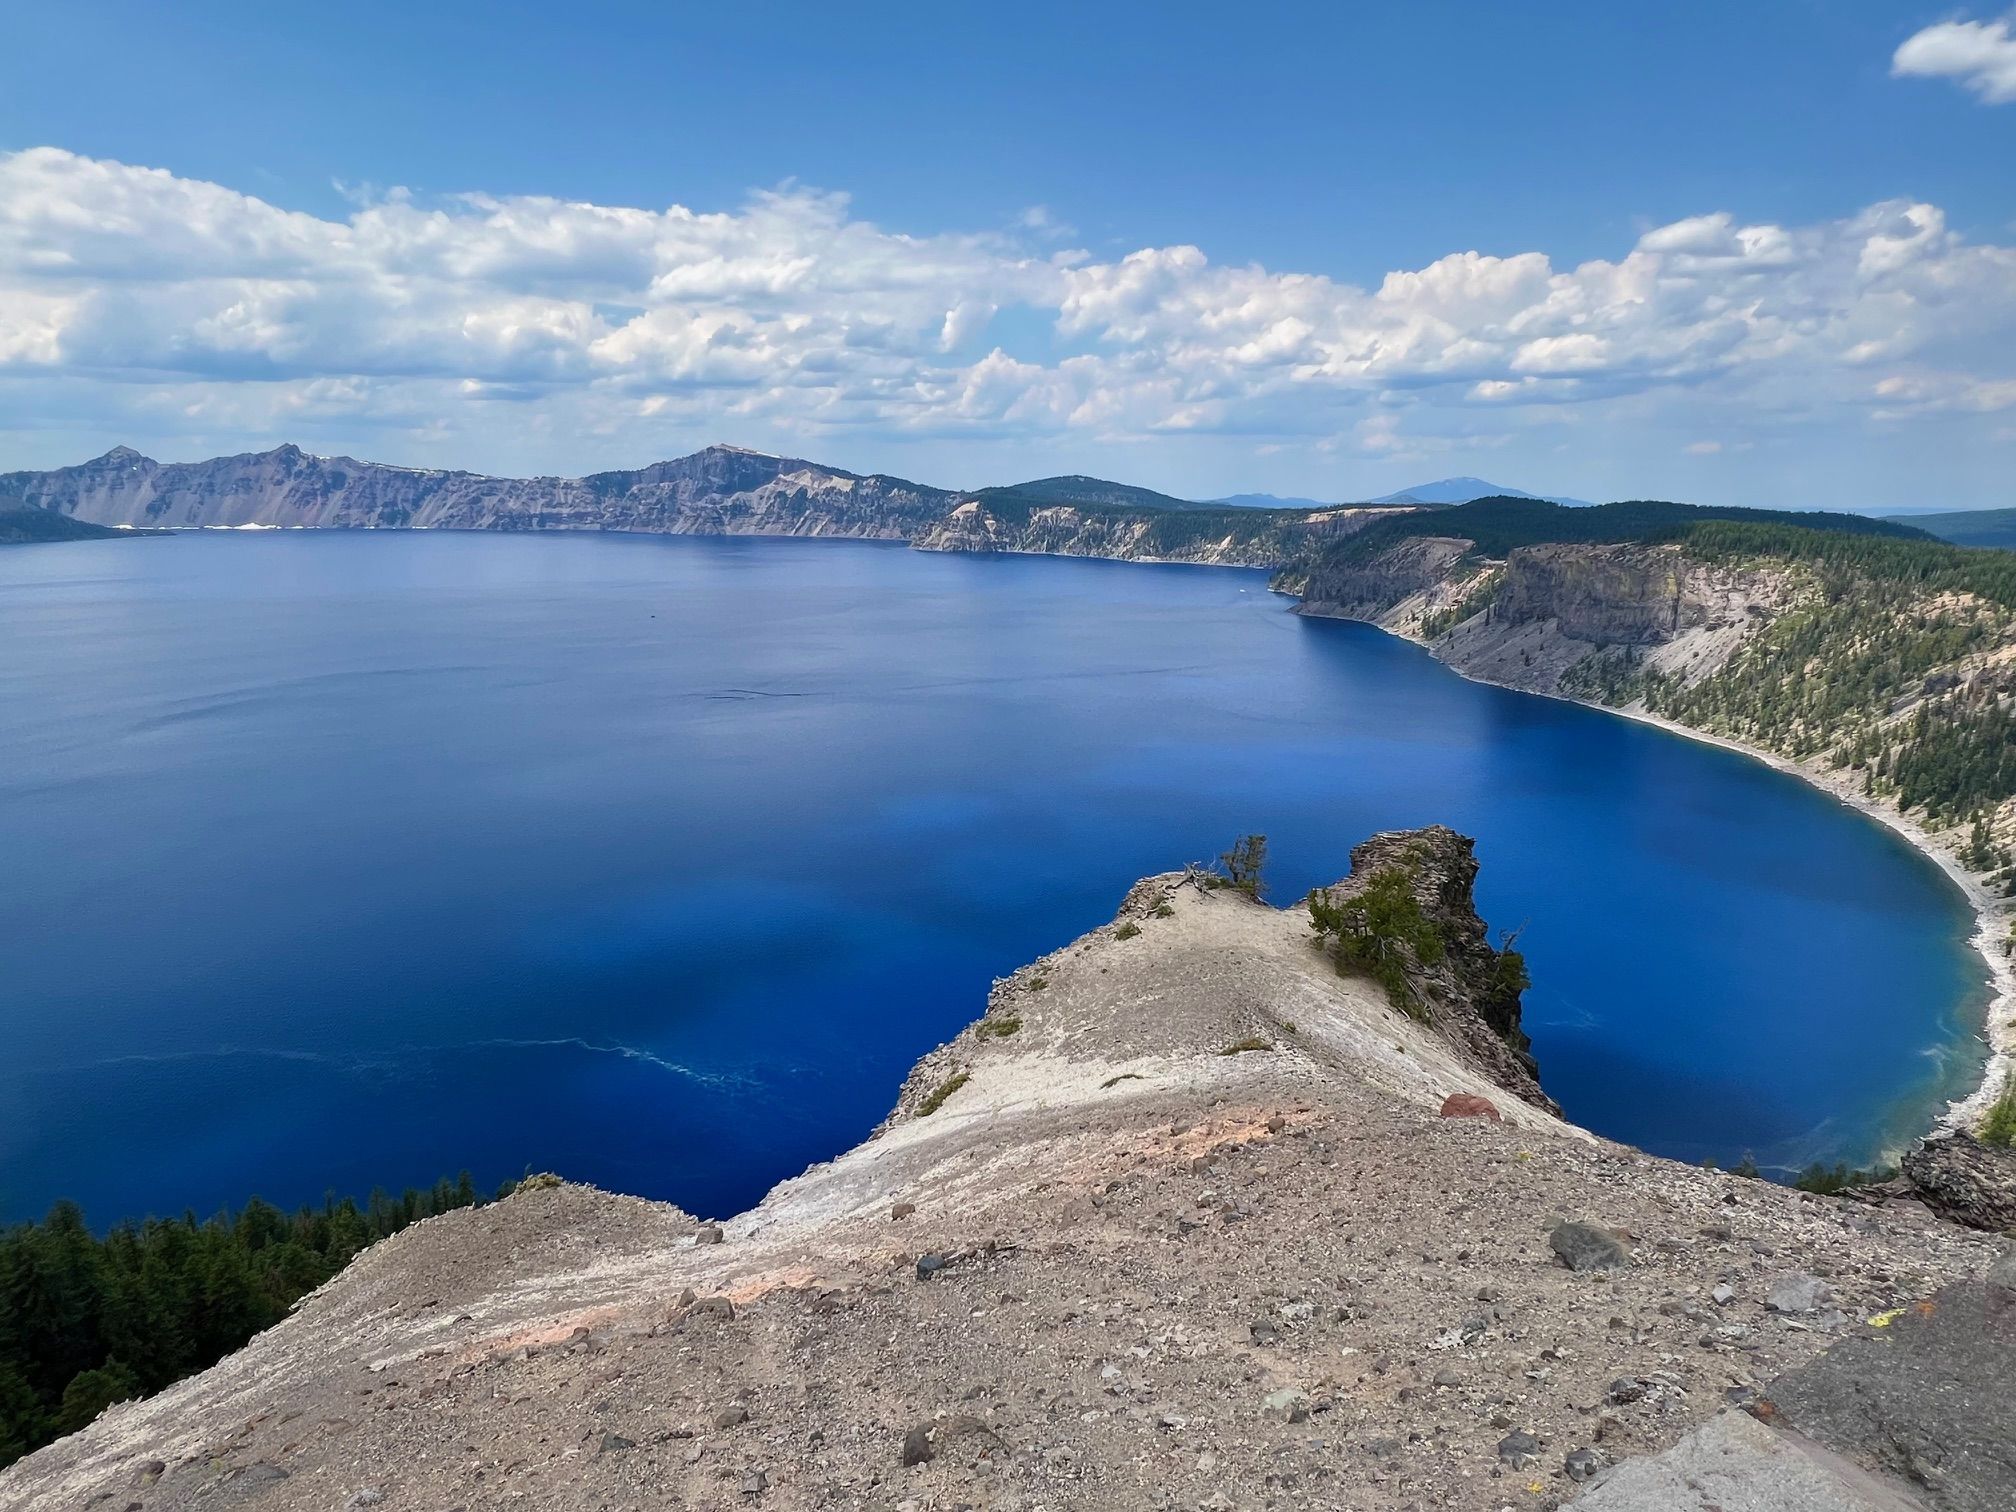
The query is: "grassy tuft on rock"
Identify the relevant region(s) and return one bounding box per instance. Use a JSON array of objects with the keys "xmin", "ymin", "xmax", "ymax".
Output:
[{"xmin": 918, "ymin": 1072, "xmax": 970, "ymax": 1116}]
